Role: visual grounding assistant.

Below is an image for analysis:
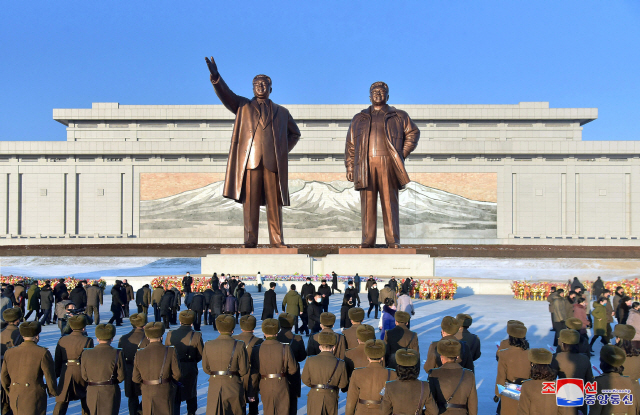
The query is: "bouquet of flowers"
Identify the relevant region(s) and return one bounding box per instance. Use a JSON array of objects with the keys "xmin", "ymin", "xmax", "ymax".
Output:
[
  {"xmin": 511, "ymin": 281, "xmax": 570, "ymax": 300},
  {"xmin": 414, "ymin": 279, "xmax": 457, "ymax": 300}
]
